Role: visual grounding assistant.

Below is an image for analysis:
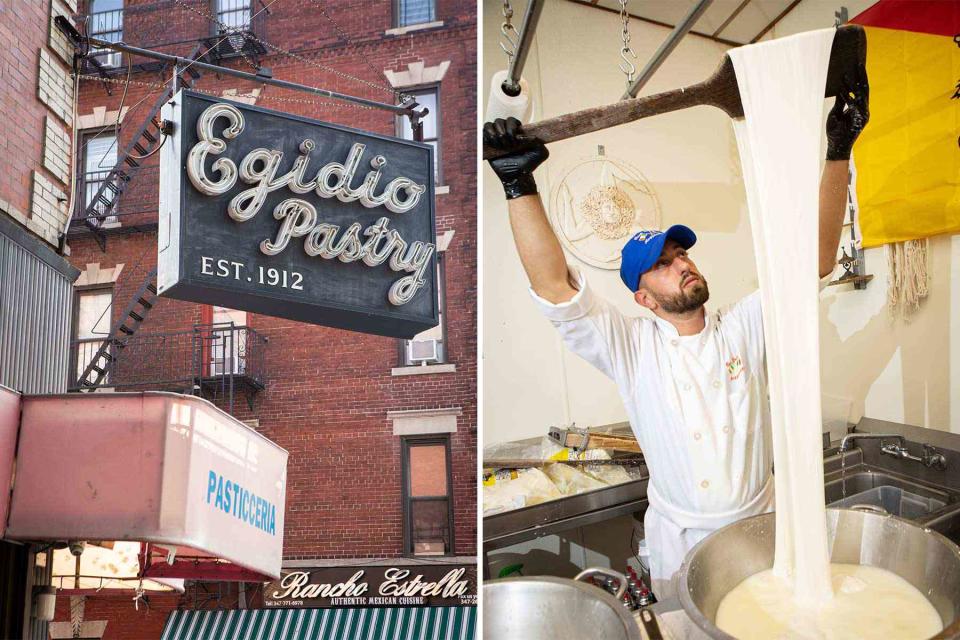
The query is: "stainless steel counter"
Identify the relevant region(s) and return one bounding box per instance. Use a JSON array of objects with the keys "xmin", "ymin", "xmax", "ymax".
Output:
[
  {"xmin": 484, "ymin": 472, "xmax": 648, "ymax": 550},
  {"xmin": 484, "ymin": 418, "xmax": 960, "ymax": 579},
  {"xmin": 483, "ymin": 422, "xmax": 647, "ymax": 551}
]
